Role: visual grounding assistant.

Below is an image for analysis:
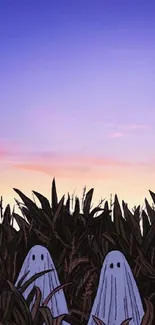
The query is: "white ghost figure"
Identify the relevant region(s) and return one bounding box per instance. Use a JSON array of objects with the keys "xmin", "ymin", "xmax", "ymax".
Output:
[
  {"xmin": 15, "ymin": 245, "xmax": 69, "ymax": 325},
  {"xmin": 87, "ymin": 250, "xmax": 144, "ymax": 325}
]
